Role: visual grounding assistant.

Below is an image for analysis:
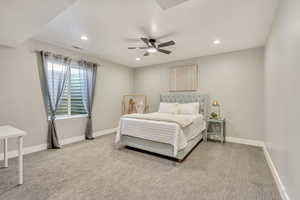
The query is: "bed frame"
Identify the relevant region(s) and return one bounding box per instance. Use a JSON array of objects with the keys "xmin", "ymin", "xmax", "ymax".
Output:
[{"xmin": 119, "ymin": 92, "xmax": 209, "ymax": 161}]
